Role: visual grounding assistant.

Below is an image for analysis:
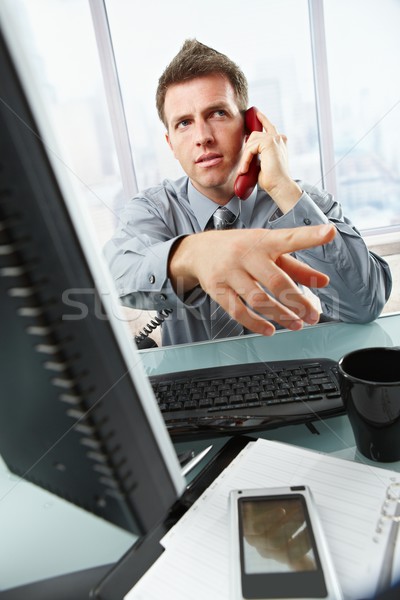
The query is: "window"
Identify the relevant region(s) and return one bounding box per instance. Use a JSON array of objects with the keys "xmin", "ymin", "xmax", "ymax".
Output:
[
  {"xmin": 10, "ymin": 0, "xmax": 122, "ymax": 248},
  {"xmin": 323, "ymin": 0, "xmax": 400, "ymax": 232}
]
